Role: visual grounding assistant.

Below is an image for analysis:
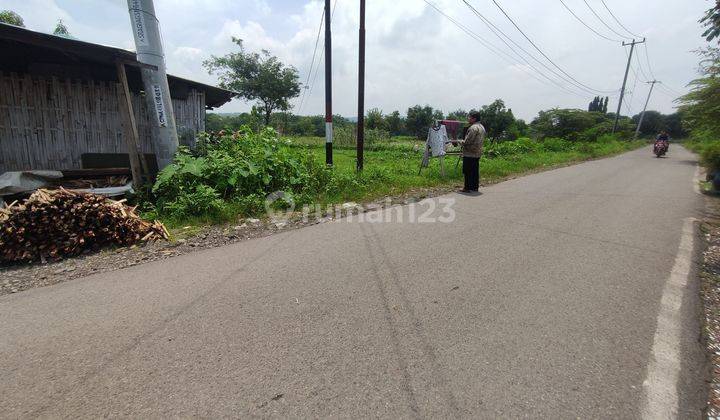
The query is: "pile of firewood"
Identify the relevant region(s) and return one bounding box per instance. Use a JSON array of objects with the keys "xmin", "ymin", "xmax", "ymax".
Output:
[{"xmin": 0, "ymin": 188, "xmax": 168, "ymax": 264}]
